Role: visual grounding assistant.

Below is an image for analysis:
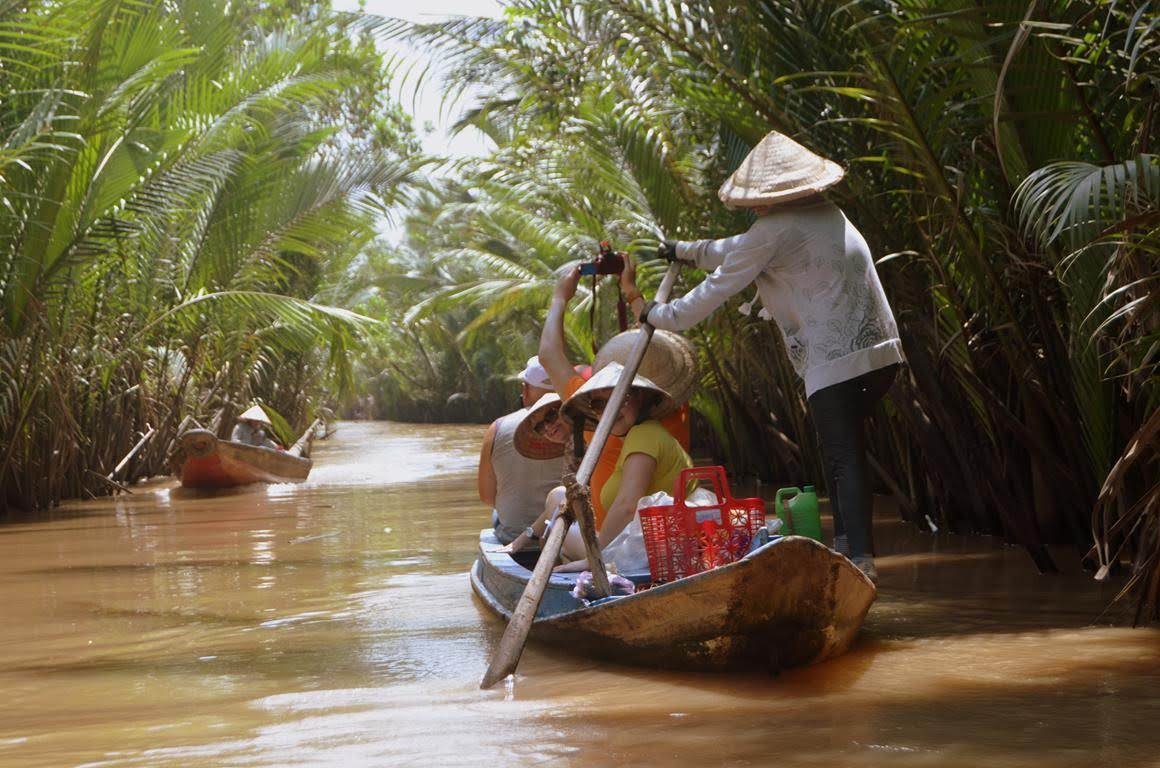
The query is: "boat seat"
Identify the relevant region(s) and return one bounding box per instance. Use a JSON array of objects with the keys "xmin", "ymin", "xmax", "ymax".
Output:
[{"xmin": 477, "ymin": 529, "xmax": 652, "ymax": 585}]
